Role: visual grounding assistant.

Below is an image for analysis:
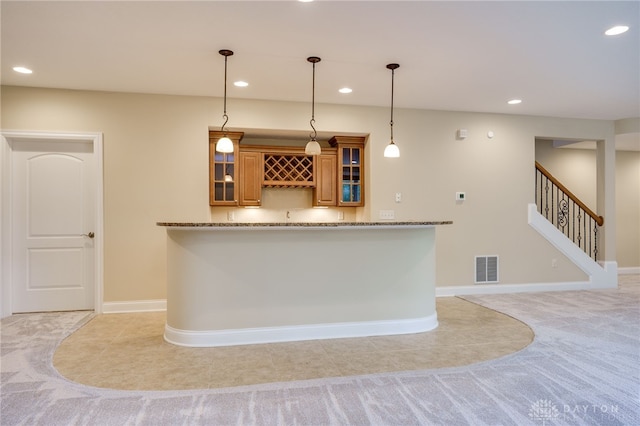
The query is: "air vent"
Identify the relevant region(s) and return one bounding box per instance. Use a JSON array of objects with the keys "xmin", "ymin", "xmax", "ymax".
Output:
[{"xmin": 475, "ymin": 255, "xmax": 499, "ymax": 284}]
